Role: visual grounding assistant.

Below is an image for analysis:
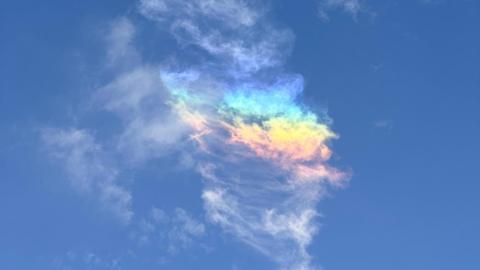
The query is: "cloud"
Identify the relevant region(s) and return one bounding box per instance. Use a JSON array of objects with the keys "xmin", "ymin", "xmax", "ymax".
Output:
[
  {"xmin": 157, "ymin": 64, "xmax": 346, "ymax": 270},
  {"xmin": 93, "ymin": 18, "xmax": 194, "ymax": 163},
  {"xmin": 198, "ymin": 148, "xmax": 334, "ymax": 269},
  {"xmin": 131, "ymin": 207, "xmax": 206, "ymax": 254},
  {"xmin": 52, "ymin": 251, "xmax": 121, "ymax": 270},
  {"xmin": 40, "ymin": 17, "xmax": 189, "ymax": 224},
  {"xmin": 317, "ymin": 0, "xmax": 365, "ymax": 22},
  {"xmin": 139, "ymin": 0, "xmax": 261, "ymax": 27},
  {"xmin": 40, "ymin": 18, "xmax": 164, "ymax": 225},
  {"xmin": 138, "ymin": 0, "xmax": 294, "ymax": 75},
  {"xmin": 41, "ymin": 128, "xmax": 133, "ymax": 224},
  {"xmin": 133, "ymin": 1, "xmax": 349, "ymax": 269},
  {"xmin": 95, "ymin": 66, "xmax": 190, "ymax": 162},
  {"xmin": 42, "ymin": 1, "xmax": 349, "ymax": 268},
  {"xmin": 373, "ymin": 119, "xmax": 393, "ymax": 131},
  {"xmin": 146, "ymin": 44, "xmax": 340, "ymax": 269},
  {"xmin": 105, "ymin": 17, "xmax": 140, "ymax": 67},
  {"xmin": 167, "ymin": 208, "xmax": 206, "ymax": 253}
]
